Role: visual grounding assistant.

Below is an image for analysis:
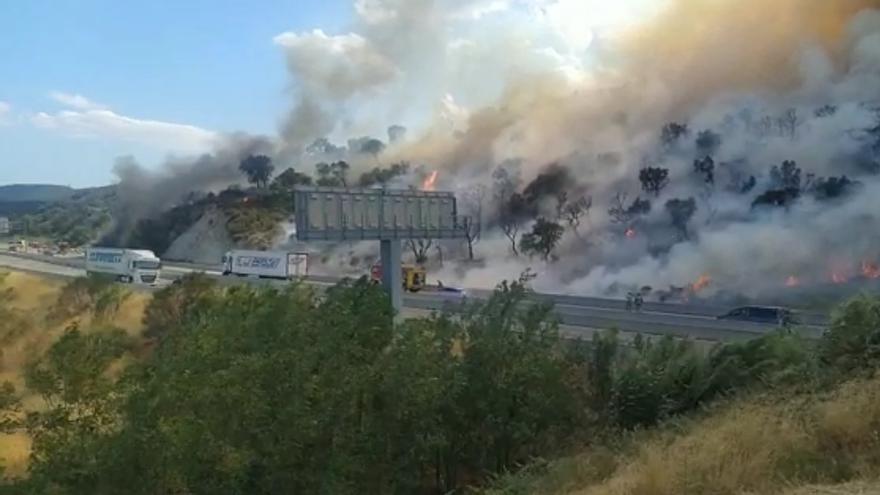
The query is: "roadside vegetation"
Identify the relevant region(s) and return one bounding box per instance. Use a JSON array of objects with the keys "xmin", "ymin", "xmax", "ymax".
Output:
[{"xmin": 0, "ymin": 269, "xmax": 877, "ymax": 494}]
